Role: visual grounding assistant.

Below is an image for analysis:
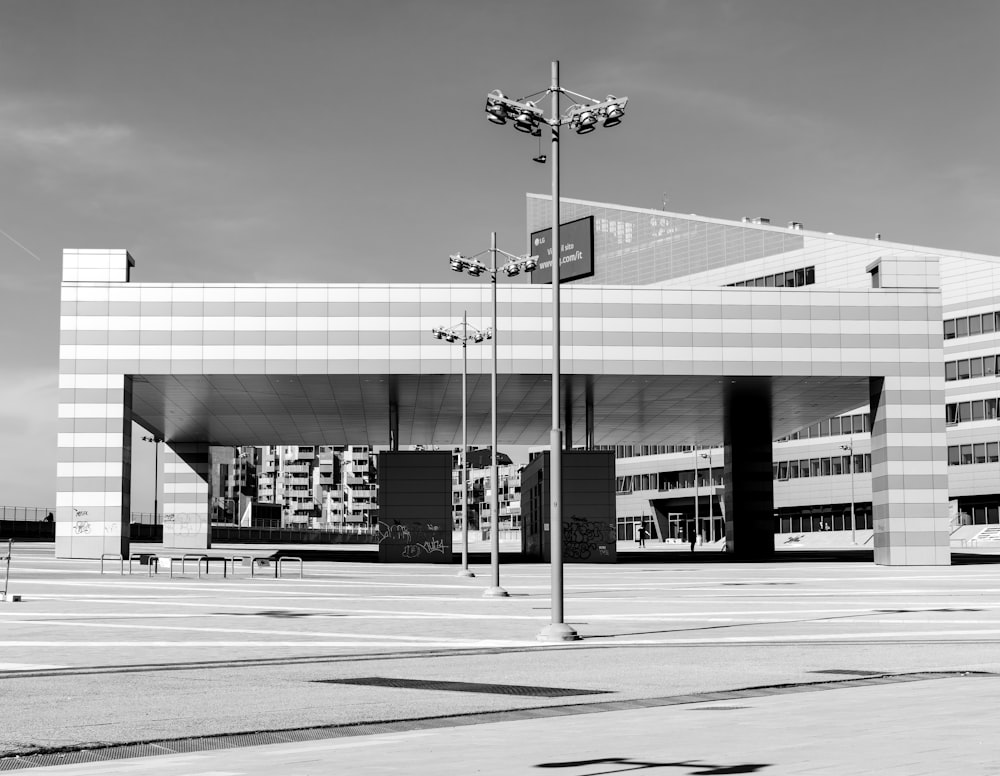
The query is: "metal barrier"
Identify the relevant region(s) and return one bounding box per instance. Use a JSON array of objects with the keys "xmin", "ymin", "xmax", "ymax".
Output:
[
  {"xmin": 275, "ymin": 556, "xmax": 303, "ymax": 579},
  {"xmin": 128, "ymin": 553, "xmax": 158, "ymax": 576},
  {"xmin": 182, "ymin": 554, "xmax": 209, "ymax": 578},
  {"xmin": 100, "ymin": 553, "xmax": 124, "ymax": 575},
  {"xmin": 1, "ymin": 539, "xmax": 15, "ymax": 601}
]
